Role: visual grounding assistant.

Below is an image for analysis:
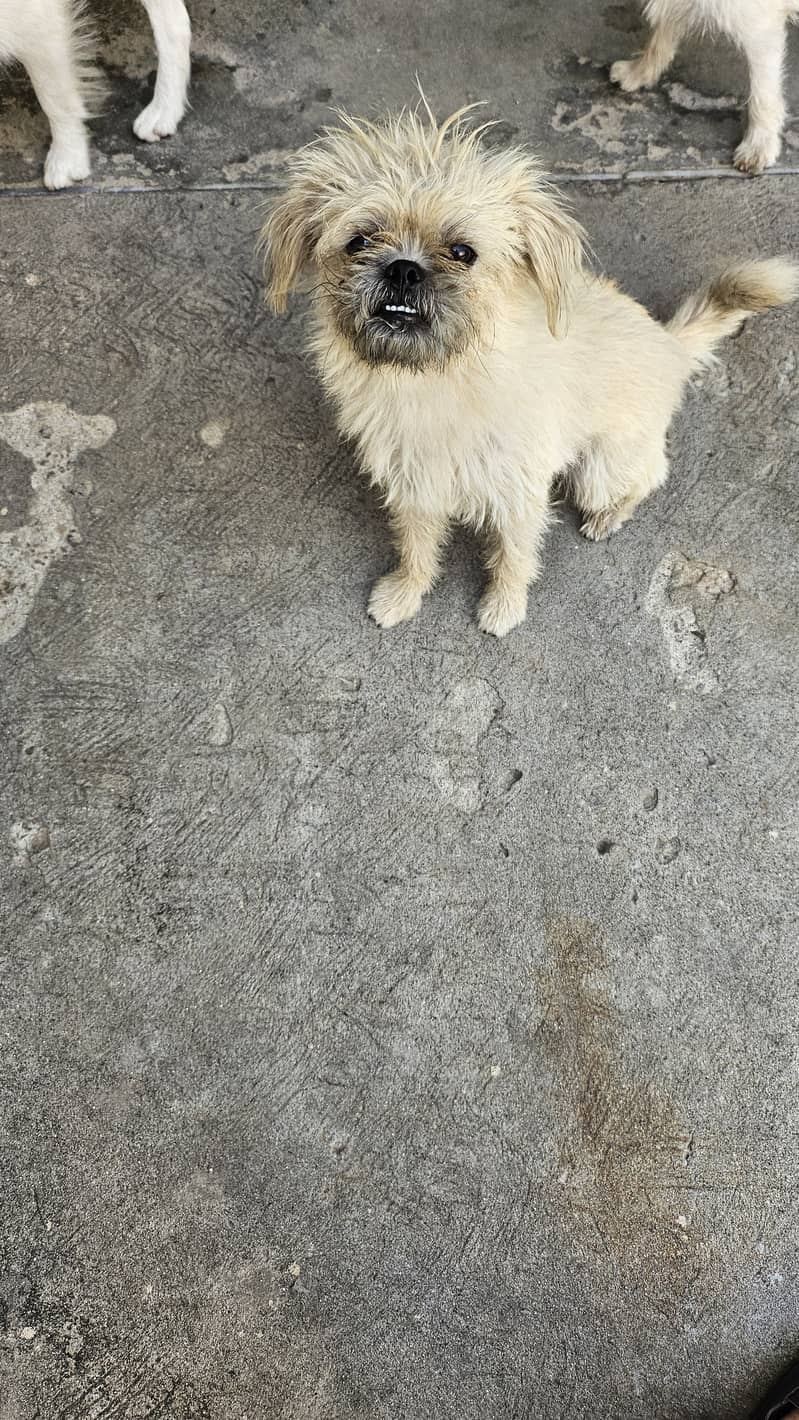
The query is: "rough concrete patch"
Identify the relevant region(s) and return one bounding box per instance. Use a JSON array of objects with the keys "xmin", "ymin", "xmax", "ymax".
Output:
[
  {"xmin": 777, "ymin": 349, "xmax": 796, "ymax": 391},
  {"xmin": 645, "ymin": 141, "xmax": 673, "ymax": 161},
  {"xmin": 10, "ymin": 821, "xmax": 51, "ymax": 868},
  {"xmin": 208, "ymin": 701, "xmax": 234, "ymax": 747},
  {"xmin": 222, "ymin": 151, "xmax": 292, "ymax": 182},
  {"xmin": 645, "ymin": 552, "xmax": 735, "ymax": 694},
  {"xmin": 0, "ymin": 106, "xmax": 48, "ymax": 165},
  {"xmin": 421, "ymin": 676, "xmax": 502, "ymax": 813},
  {"xmin": 550, "ymin": 96, "xmax": 644, "ymax": 158},
  {"xmin": 199, "ymin": 418, "xmax": 231, "ymax": 448},
  {"xmin": 444, "ymin": 676, "xmax": 501, "ymax": 750},
  {"xmin": 0, "ymin": 402, "xmax": 116, "ymax": 645},
  {"xmin": 190, "ymin": 33, "xmax": 244, "ymax": 70},
  {"xmin": 96, "ymin": 24, "xmax": 159, "ymax": 77},
  {"xmin": 666, "ymin": 82, "xmax": 739, "ymax": 114},
  {"xmin": 540, "ymin": 917, "xmax": 713, "ymax": 1316},
  {"xmin": 429, "ymin": 756, "xmax": 481, "ymax": 814},
  {"xmin": 189, "ymin": 32, "xmax": 260, "ymax": 100}
]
